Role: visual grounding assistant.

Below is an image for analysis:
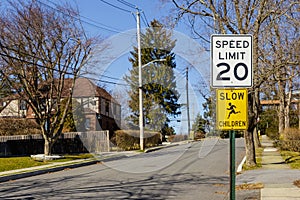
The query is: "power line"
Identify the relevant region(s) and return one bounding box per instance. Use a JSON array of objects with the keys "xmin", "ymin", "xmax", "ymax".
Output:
[
  {"xmin": 98, "ymin": 0, "xmax": 132, "ymax": 13},
  {"xmin": 0, "ymin": 44, "xmax": 129, "ymax": 86},
  {"xmin": 37, "ymin": 0, "xmax": 128, "ymax": 34},
  {"xmin": 0, "ymin": 51, "xmax": 129, "ymax": 86},
  {"xmin": 141, "ymin": 11, "xmax": 150, "ymax": 27},
  {"xmin": 131, "ymin": 12, "xmax": 137, "ymax": 24},
  {"xmin": 100, "ymin": 74, "xmax": 123, "ymax": 81},
  {"xmin": 116, "ymin": 0, "xmax": 136, "ymax": 9},
  {"xmin": 86, "ymin": 76, "xmax": 129, "ymax": 86},
  {"xmin": 115, "ymin": 0, "xmax": 149, "ymax": 28}
]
